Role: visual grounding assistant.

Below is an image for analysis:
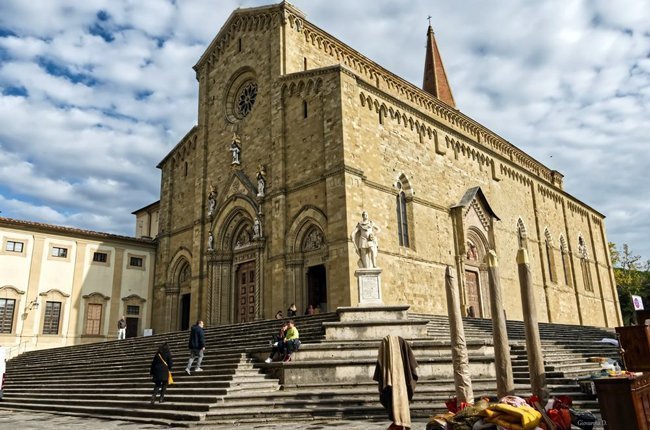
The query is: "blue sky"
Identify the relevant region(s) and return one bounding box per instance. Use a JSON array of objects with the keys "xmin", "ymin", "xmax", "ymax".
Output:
[{"xmin": 0, "ymin": 0, "xmax": 648, "ymax": 262}]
